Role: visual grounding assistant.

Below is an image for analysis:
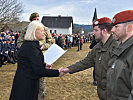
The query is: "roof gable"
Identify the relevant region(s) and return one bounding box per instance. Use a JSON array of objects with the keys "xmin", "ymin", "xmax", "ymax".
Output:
[{"xmin": 41, "ymin": 16, "xmax": 73, "ymax": 28}]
